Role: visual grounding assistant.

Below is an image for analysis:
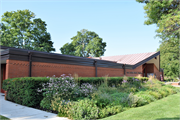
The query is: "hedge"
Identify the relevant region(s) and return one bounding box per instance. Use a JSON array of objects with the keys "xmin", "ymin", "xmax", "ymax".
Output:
[
  {"xmin": 2, "ymin": 77, "xmax": 49, "ymax": 107},
  {"xmin": 78, "ymin": 77, "xmax": 149, "ymax": 87}
]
